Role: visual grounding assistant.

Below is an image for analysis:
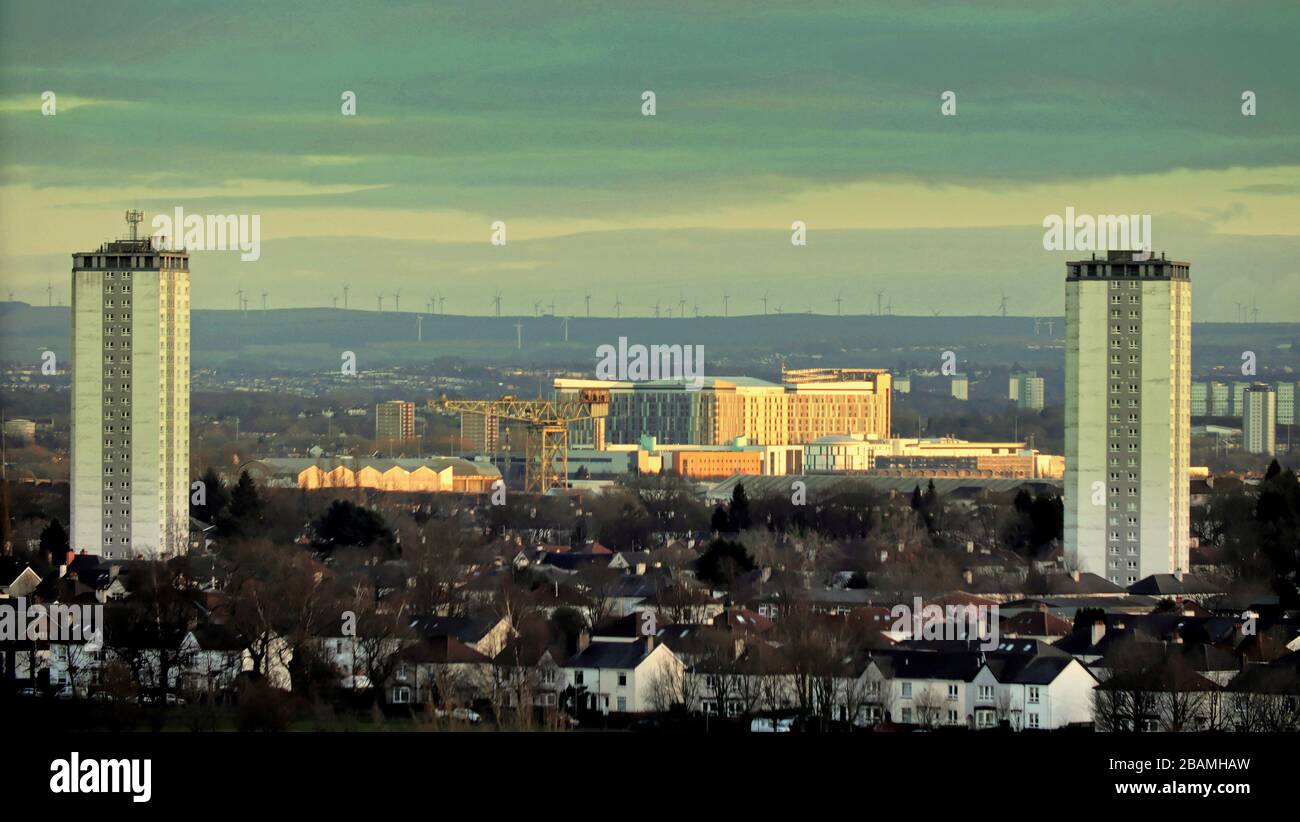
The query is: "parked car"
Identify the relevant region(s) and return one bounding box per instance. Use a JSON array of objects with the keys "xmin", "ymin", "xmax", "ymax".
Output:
[
  {"xmin": 750, "ymin": 717, "xmax": 794, "ymax": 732},
  {"xmin": 54, "ymin": 685, "xmax": 74, "ymax": 700},
  {"xmin": 17, "ymin": 687, "xmax": 40, "ymax": 699},
  {"xmin": 89, "ymin": 691, "xmax": 114, "ymax": 703},
  {"xmin": 435, "ymin": 707, "xmax": 481, "ymax": 723}
]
